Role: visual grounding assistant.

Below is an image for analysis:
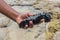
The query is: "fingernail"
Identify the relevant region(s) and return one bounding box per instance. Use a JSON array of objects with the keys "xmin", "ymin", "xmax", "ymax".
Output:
[
  {"xmin": 24, "ymin": 25, "xmax": 28, "ymax": 29},
  {"xmin": 29, "ymin": 21, "xmax": 33, "ymax": 28}
]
